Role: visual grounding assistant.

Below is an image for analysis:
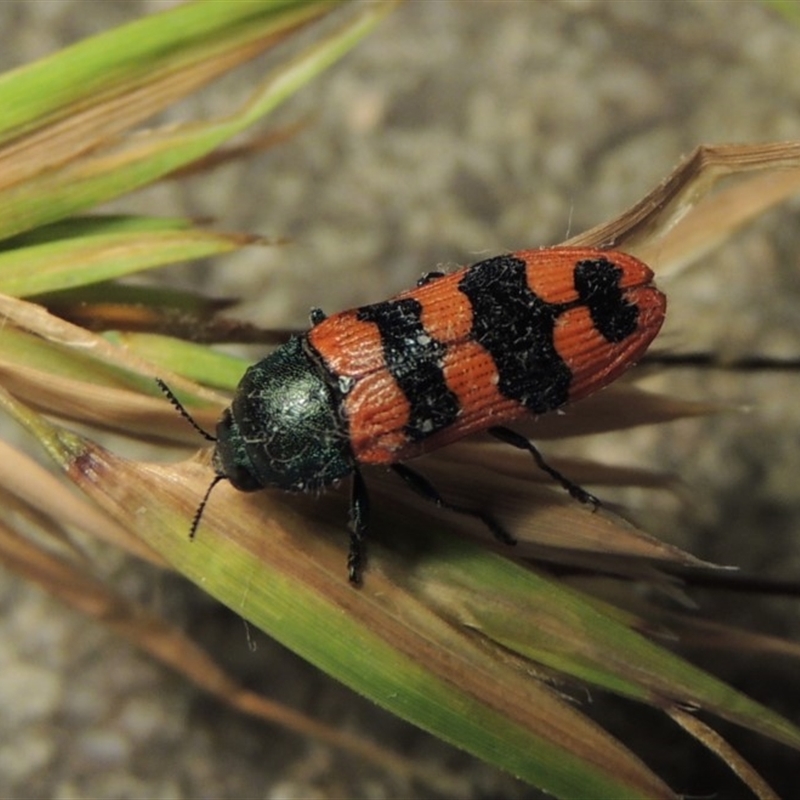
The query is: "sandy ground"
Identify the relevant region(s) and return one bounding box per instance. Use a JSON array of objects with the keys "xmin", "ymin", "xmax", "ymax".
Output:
[{"xmin": 1, "ymin": 1, "xmax": 799, "ymax": 798}]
